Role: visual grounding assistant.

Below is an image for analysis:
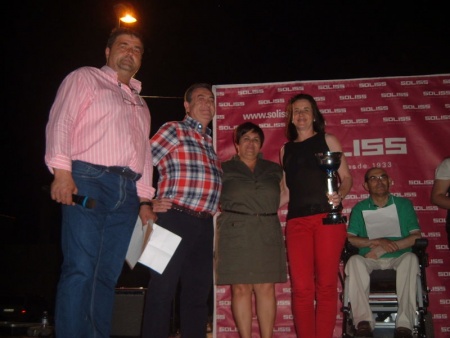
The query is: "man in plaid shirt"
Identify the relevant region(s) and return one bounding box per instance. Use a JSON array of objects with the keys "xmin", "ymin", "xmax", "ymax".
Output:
[{"xmin": 141, "ymin": 83, "xmax": 222, "ymax": 338}]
